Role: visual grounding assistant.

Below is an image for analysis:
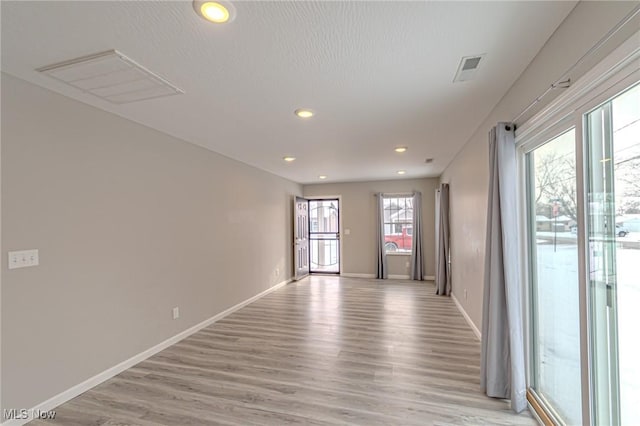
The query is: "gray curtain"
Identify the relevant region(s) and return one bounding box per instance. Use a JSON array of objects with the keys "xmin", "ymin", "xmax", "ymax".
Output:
[
  {"xmin": 375, "ymin": 193, "xmax": 387, "ymax": 279},
  {"xmin": 480, "ymin": 123, "xmax": 526, "ymax": 413},
  {"xmin": 435, "ymin": 184, "xmax": 451, "ymax": 295},
  {"xmin": 410, "ymin": 191, "xmax": 424, "ymax": 280}
]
